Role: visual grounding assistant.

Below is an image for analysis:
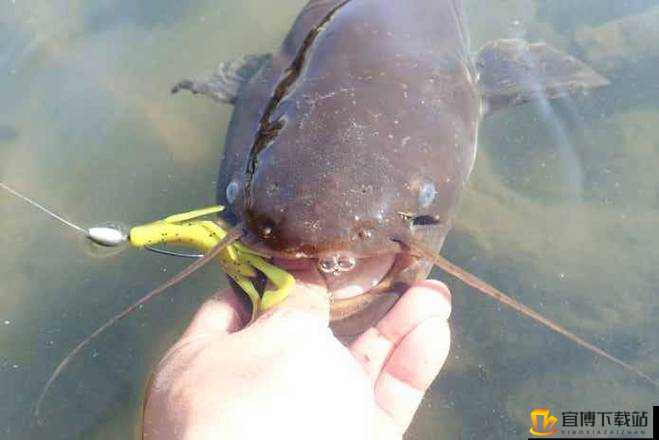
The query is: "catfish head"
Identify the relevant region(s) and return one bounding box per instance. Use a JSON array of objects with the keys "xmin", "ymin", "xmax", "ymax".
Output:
[{"xmin": 217, "ymin": 0, "xmax": 480, "ymax": 318}]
